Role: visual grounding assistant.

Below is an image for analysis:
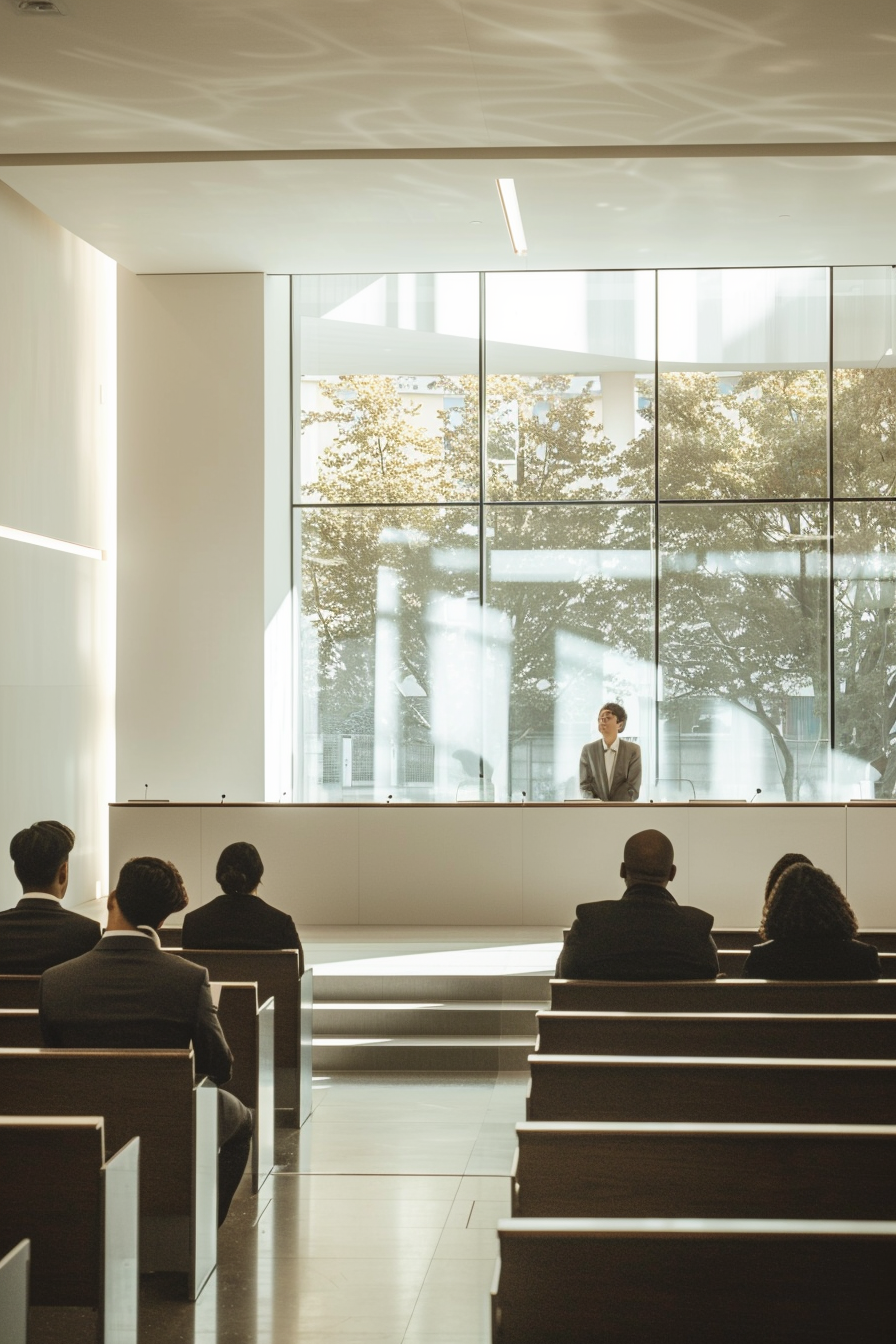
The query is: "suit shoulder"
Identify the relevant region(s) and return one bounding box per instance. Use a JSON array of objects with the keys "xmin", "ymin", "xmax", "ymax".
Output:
[
  {"xmin": 573, "ymin": 900, "xmax": 620, "ymax": 922},
  {"xmin": 677, "ymin": 905, "xmax": 715, "ymax": 932}
]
